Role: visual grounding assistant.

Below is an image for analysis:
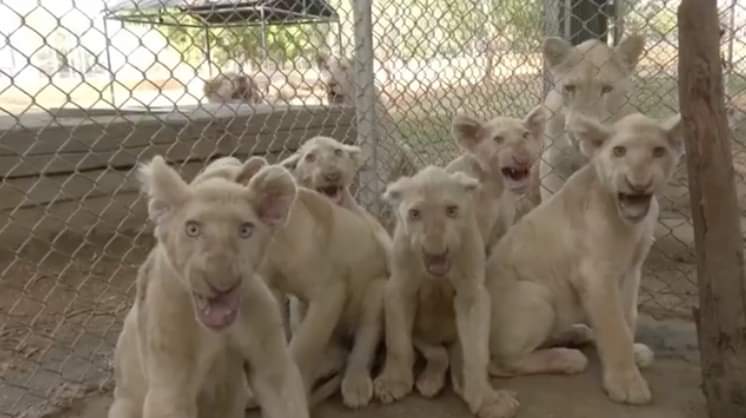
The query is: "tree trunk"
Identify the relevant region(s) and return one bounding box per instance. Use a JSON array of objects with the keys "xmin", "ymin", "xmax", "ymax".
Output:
[{"xmin": 678, "ymin": 1, "xmax": 746, "ymax": 418}]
